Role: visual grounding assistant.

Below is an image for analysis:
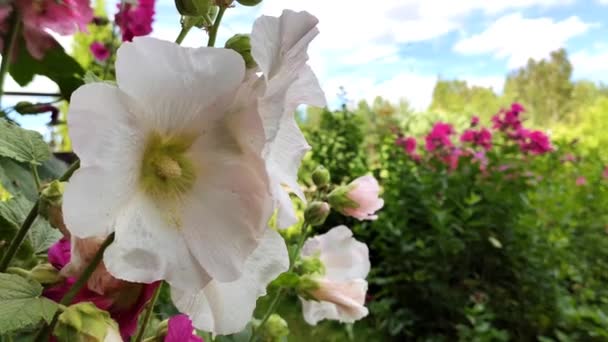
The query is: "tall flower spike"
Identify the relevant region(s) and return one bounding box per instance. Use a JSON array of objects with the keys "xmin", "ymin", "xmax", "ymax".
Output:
[
  {"xmin": 252, "ymin": 10, "xmax": 327, "ymax": 228},
  {"xmin": 63, "ymin": 37, "xmax": 274, "ymax": 294}
]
